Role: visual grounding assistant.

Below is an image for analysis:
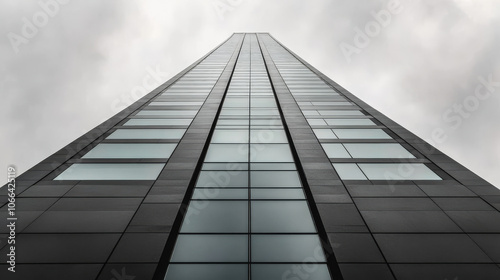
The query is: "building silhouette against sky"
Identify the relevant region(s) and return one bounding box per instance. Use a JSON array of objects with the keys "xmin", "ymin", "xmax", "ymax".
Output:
[{"xmin": 1, "ymin": 33, "xmax": 500, "ymax": 280}]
